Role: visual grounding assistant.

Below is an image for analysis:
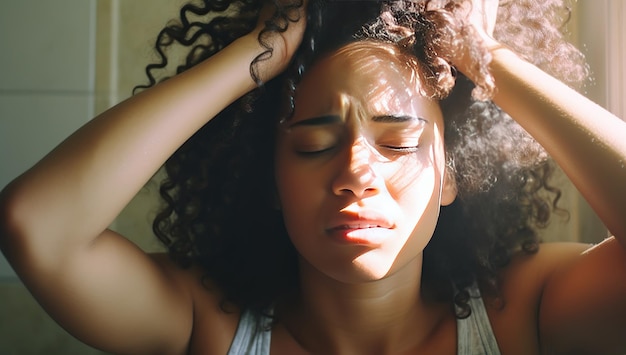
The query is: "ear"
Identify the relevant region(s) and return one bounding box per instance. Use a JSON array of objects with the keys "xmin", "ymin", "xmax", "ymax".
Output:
[{"xmin": 440, "ymin": 166, "xmax": 457, "ymax": 206}]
